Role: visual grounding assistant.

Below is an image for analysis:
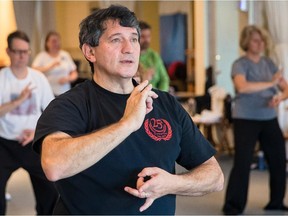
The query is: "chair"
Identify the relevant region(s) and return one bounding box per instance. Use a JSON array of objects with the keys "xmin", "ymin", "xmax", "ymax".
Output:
[{"xmin": 191, "ymin": 92, "xmax": 234, "ymax": 155}]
